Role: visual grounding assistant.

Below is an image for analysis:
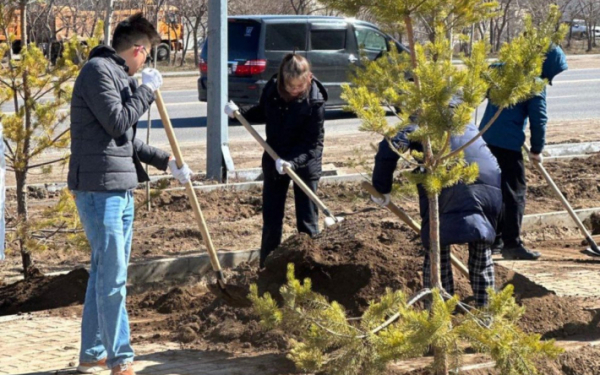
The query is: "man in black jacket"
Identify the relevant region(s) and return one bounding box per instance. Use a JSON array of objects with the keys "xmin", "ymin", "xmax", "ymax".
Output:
[
  {"xmin": 372, "ymin": 110, "xmax": 501, "ymax": 307},
  {"xmin": 69, "ymin": 14, "xmax": 190, "ymax": 375}
]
